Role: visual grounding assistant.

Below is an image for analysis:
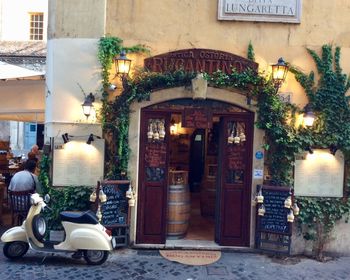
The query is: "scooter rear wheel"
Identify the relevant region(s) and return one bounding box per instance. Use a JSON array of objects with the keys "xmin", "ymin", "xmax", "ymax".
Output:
[
  {"xmin": 3, "ymin": 241, "xmax": 29, "ymax": 259},
  {"xmin": 83, "ymin": 250, "xmax": 109, "ymax": 265}
]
